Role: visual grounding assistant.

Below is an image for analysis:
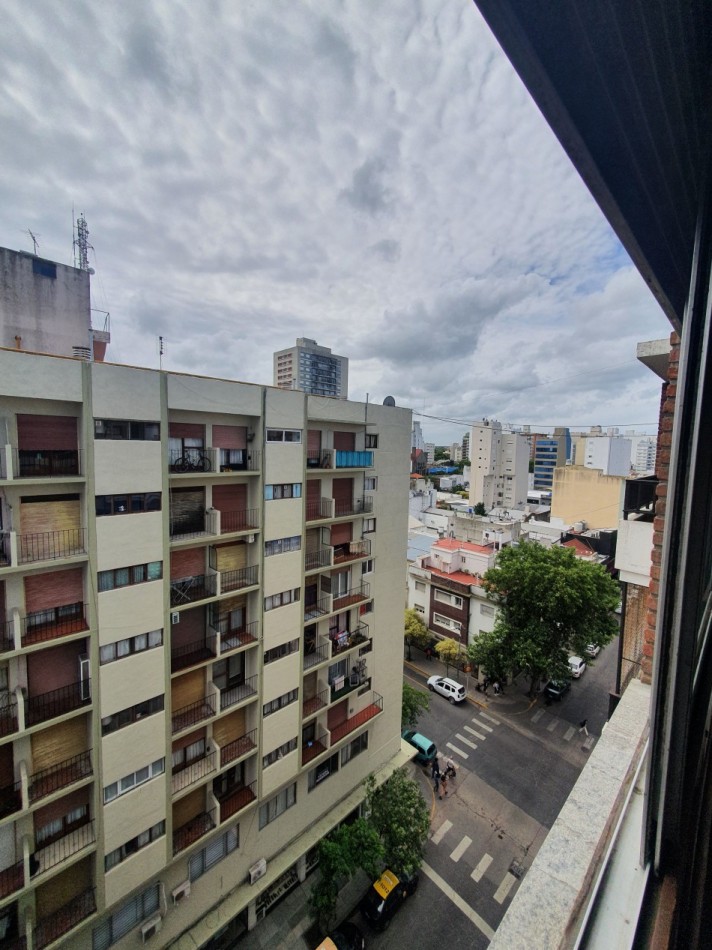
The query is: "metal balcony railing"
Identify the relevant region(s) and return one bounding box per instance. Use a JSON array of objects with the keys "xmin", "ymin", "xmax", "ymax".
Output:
[
  {"xmin": 330, "ymin": 674, "xmax": 371, "ymax": 703},
  {"xmin": 333, "ymin": 539, "xmax": 371, "ymax": 564},
  {"xmin": 170, "ymin": 508, "xmax": 218, "ymax": 539},
  {"xmin": 304, "ymin": 596, "xmax": 332, "ymax": 621},
  {"xmin": 14, "ymin": 448, "xmax": 81, "ymax": 479},
  {"xmin": 25, "ymin": 680, "xmax": 91, "ymax": 727},
  {"xmin": 33, "ymin": 887, "xmax": 96, "ymax": 950},
  {"xmin": 330, "ymin": 623, "xmax": 370, "ymax": 657},
  {"xmin": 0, "ymin": 778, "xmax": 22, "ymax": 820},
  {"xmin": 303, "ymin": 688, "xmax": 329, "ymax": 718},
  {"xmin": 218, "ymin": 450, "xmax": 260, "ymax": 473},
  {"xmin": 18, "ymin": 528, "xmax": 86, "ymax": 564},
  {"xmin": 173, "ymin": 809, "xmax": 216, "ymax": 855},
  {"xmin": 219, "ymin": 564, "xmax": 259, "ymax": 593},
  {"xmin": 305, "ymin": 547, "xmax": 332, "ymax": 571},
  {"xmin": 0, "ymin": 699, "xmax": 19, "ymax": 737},
  {"xmin": 330, "ymin": 691, "xmax": 383, "ymax": 743},
  {"xmin": 306, "ymin": 449, "xmax": 333, "ymax": 469},
  {"xmin": 332, "ymin": 582, "xmax": 370, "ymax": 610},
  {"xmin": 217, "ymin": 779, "xmax": 257, "ymax": 822},
  {"xmin": 218, "ymin": 620, "xmax": 260, "ymax": 654},
  {"xmin": 303, "ymin": 641, "xmax": 330, "ymax": 669},
  {"xmin": 302, "ymin": 730, "xmax": 329, "ymax": 766},
  {"xmin": 218, "ymin": 674, "xmax": 258, "ymax": 711},
  {"xmin": 28, "ymin": 750, "xmax": 92, "ymax": 803},
  {"xmin": 168, "ymin": 447, "xmax": 213, "ymax": 473},
  {"xmin": 306, "ymin": 498, "xmax": 333, "ymax": 522},
  {"xmin": 0, "ymin": 859, "xmax": 24, "ymax": 900},
  {"xmin": 170, "ymin": 637, "xmax": 217, "ymax": 673},
  {"xmin": 333, "ymin": 496, "xmax": 373, "ymax": 518},
  {"xmin": 219, "ymin": 728, "xmax": 257, "ymax": 768},
  {"xmin": 172, "ymin": 750, "xmax": 216, "ymax": 794},
  {"xmin": 33, "ymin": 818, "xmax": 95, "ymax": 876},
  {"xmin": 0, "ymin": 532, "xmax": 10, "ymax": 566},
  {"xmin": 21, "ymin": 602, "xmax": 88, "ymax": 646},
  {"xmin": 220, "ymin": 508, "xmax": 260, "ymax": 533},
  {"xmin": 170, "ymin": 573, "xmax": 217, "ymax": 606},
  {"xmin": 1, "ymin": 618, "xmax": 14, "ymax": 653},
  {"xmin": 171, "ymin": 696, "xmax": 215, "ymax": 735}
]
